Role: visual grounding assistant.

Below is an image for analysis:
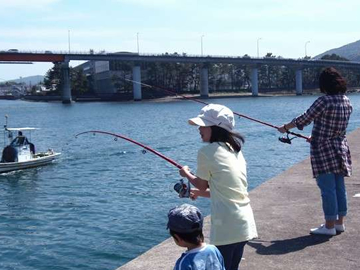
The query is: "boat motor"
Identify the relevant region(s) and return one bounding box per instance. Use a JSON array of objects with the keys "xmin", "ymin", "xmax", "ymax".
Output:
[{"xmin": 1, "ymin": 146, "xmax": 18, "ymax": 162}]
